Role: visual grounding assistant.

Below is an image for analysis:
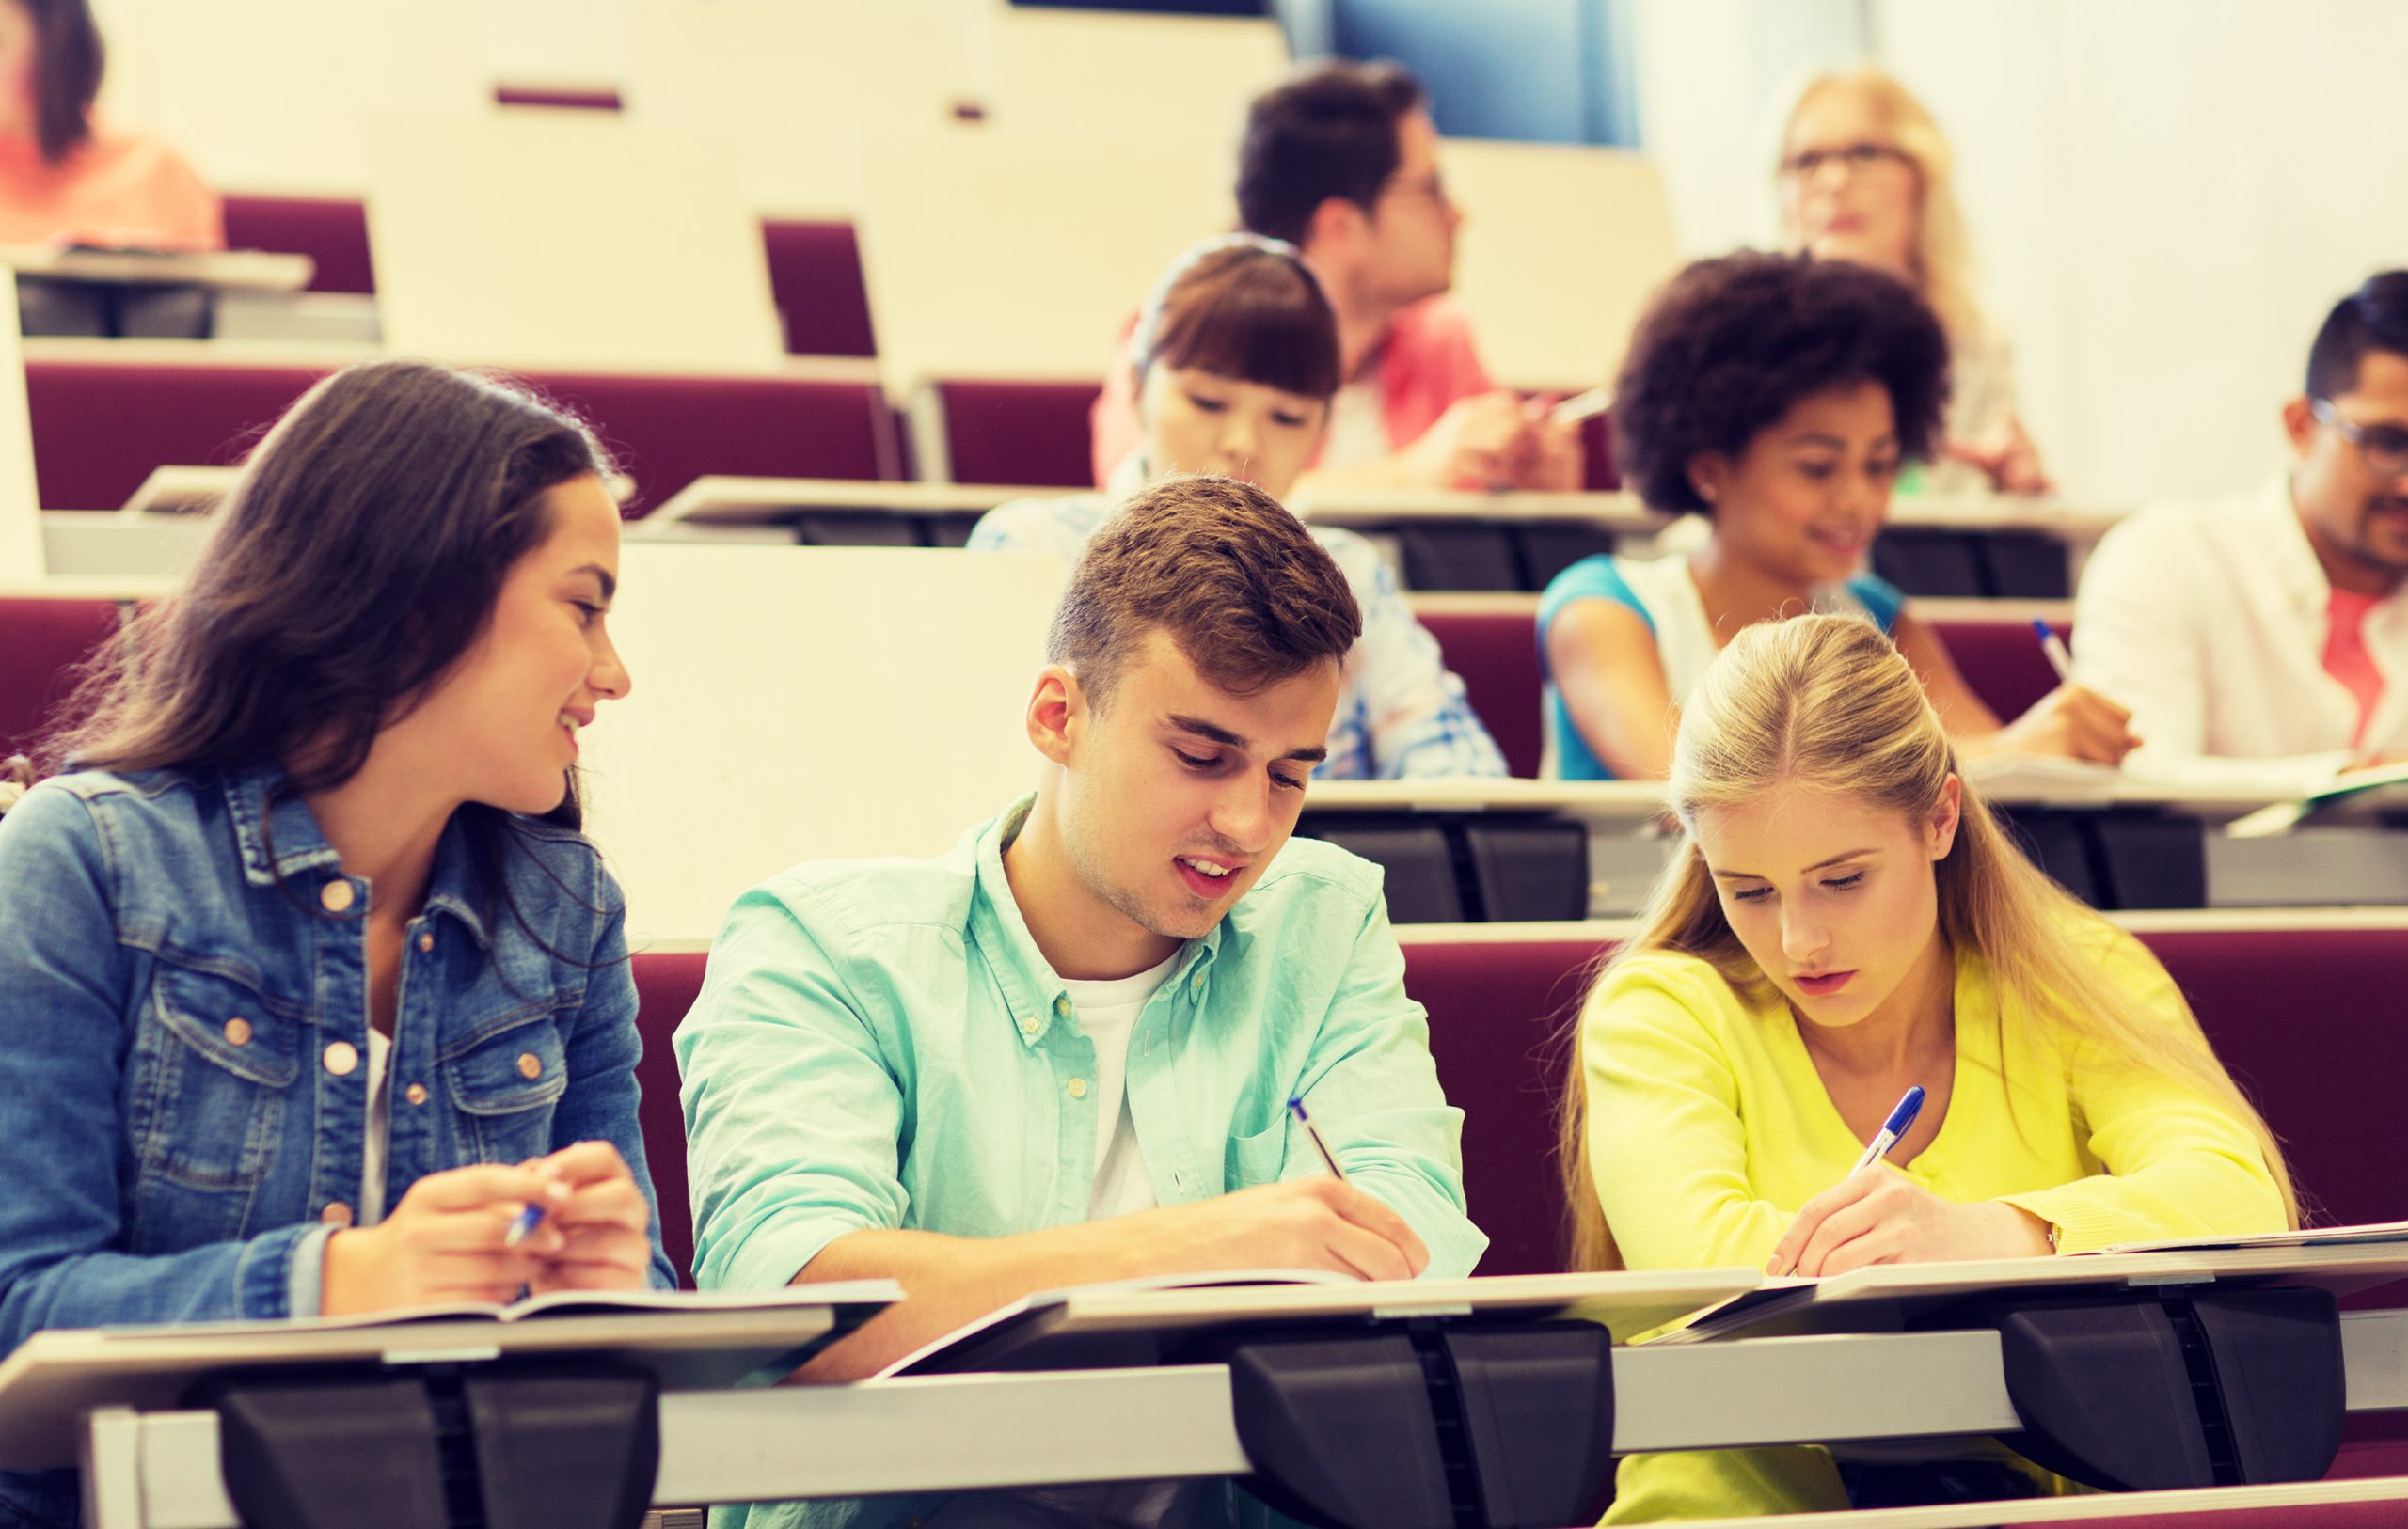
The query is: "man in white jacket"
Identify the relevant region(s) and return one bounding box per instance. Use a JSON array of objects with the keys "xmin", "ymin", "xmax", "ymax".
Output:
[{"xmin": 2075, "ymin": 272, "xmax": 2408, "ymax": 788}]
